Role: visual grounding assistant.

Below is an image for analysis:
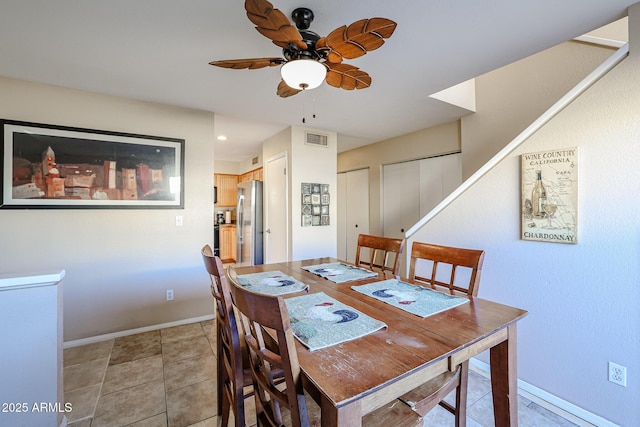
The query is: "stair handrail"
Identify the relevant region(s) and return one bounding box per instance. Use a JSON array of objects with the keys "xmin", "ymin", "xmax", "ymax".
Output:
[{"xmin": 406, "ymin": 42, "xmax": 629, "ymax": 239}]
